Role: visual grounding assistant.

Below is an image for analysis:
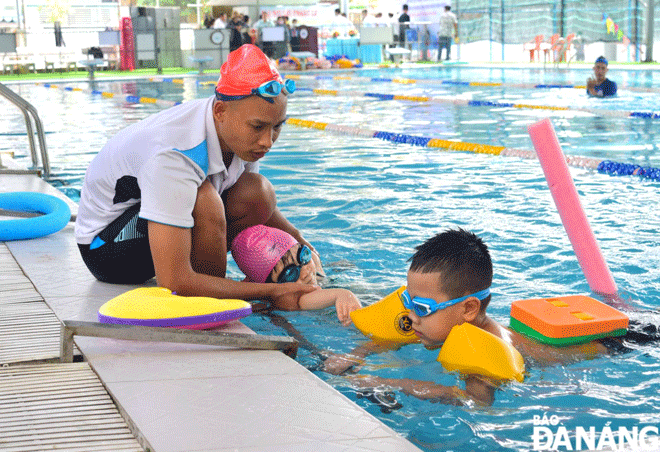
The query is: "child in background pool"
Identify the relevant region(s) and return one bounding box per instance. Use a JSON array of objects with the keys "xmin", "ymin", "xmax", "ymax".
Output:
[
  {"xmin": 231, "ymin": 225, "xmax": 362, "ymax": 325},
  {"xmin": 324, "ymin": 228, "xmax": 638, "ymax": 405}
]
